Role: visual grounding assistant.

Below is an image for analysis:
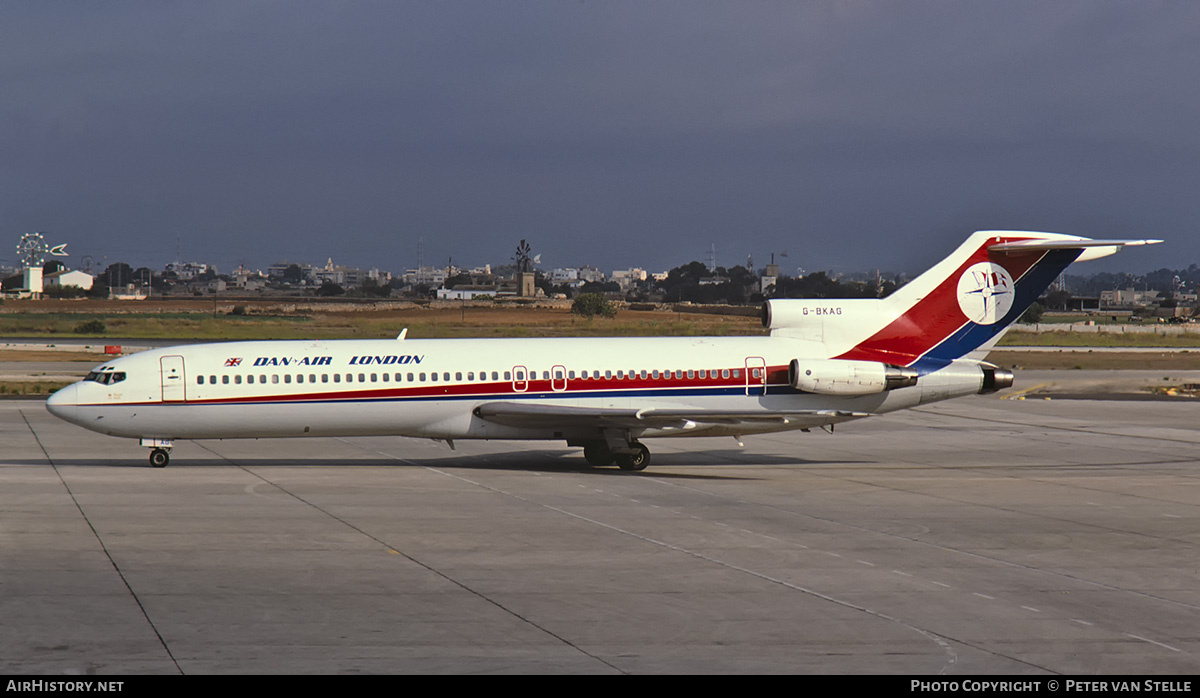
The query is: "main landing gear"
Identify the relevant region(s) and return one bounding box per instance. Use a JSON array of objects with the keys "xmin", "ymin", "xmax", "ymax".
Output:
[{"xmin": 581, "ymin": 440, "xmax": 651, "ymax": 471}]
